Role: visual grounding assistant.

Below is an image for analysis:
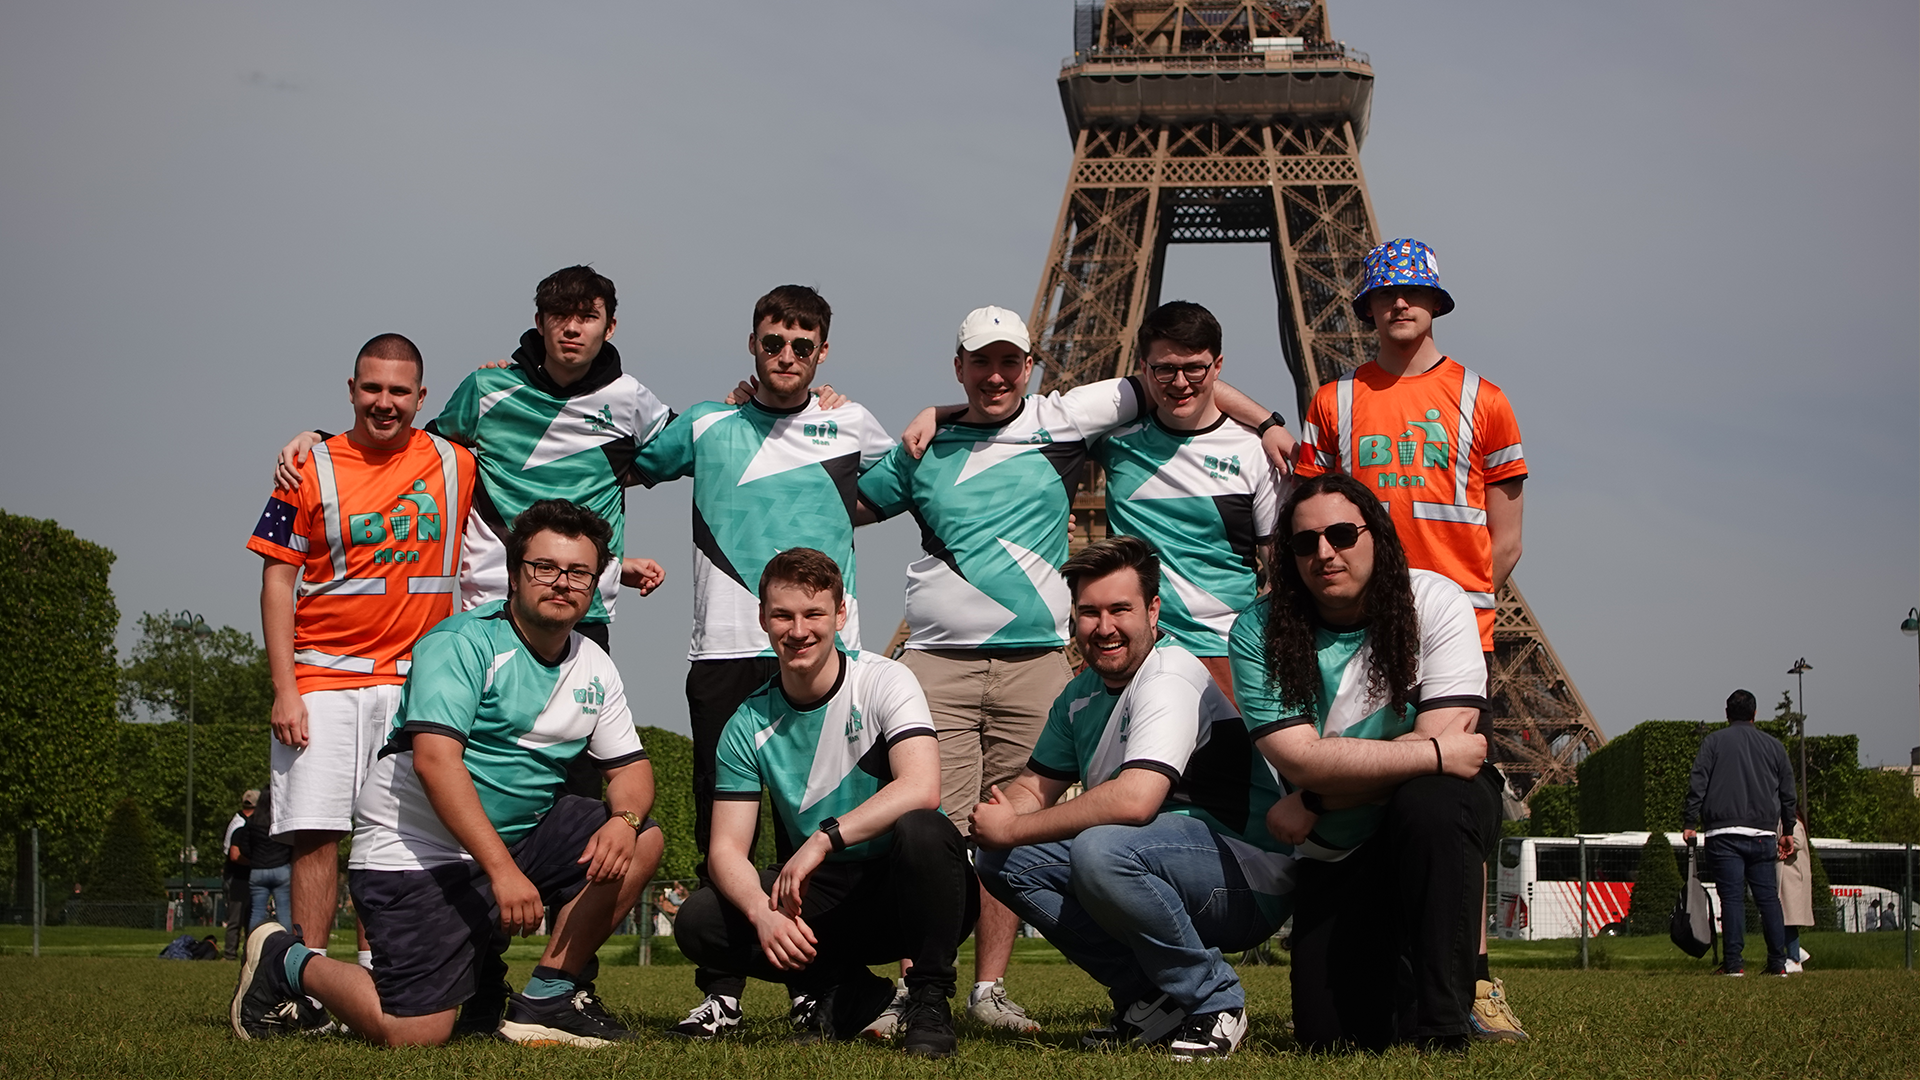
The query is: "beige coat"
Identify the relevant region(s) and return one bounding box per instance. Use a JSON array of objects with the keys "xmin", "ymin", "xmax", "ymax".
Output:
[{"xmin": 1779, "ymin": 819, "xmax": 1814, "ymax": 928}]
